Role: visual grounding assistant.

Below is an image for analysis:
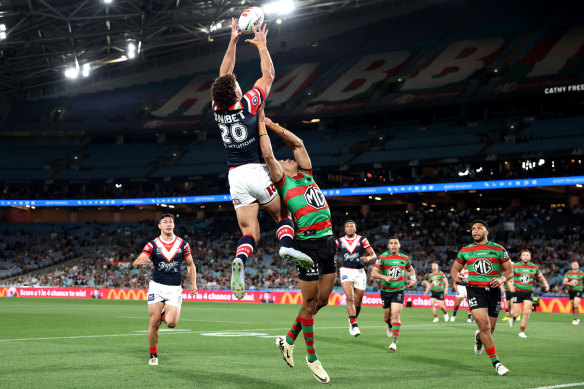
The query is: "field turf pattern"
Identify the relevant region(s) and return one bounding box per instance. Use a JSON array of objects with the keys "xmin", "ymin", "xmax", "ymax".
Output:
[{"xmin": 0, "ymin": 298, "xmax": 582, "ymax": 389}]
